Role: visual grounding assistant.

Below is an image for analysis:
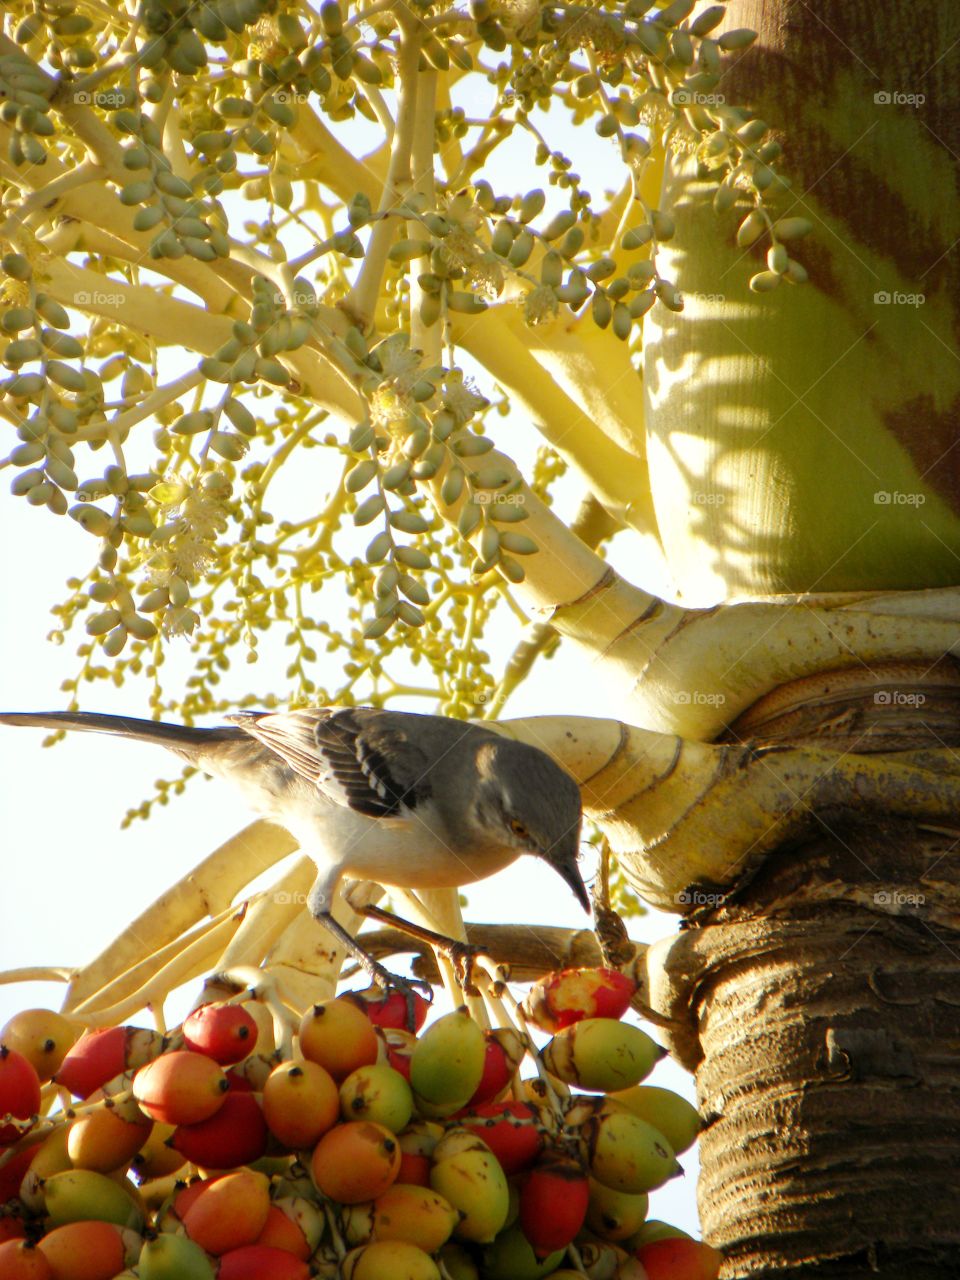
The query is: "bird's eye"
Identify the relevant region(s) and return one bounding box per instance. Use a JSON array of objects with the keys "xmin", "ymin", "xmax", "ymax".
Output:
[{"xmin": 510, "ymin": 818, "xmax": 529, "ymax": 840}]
